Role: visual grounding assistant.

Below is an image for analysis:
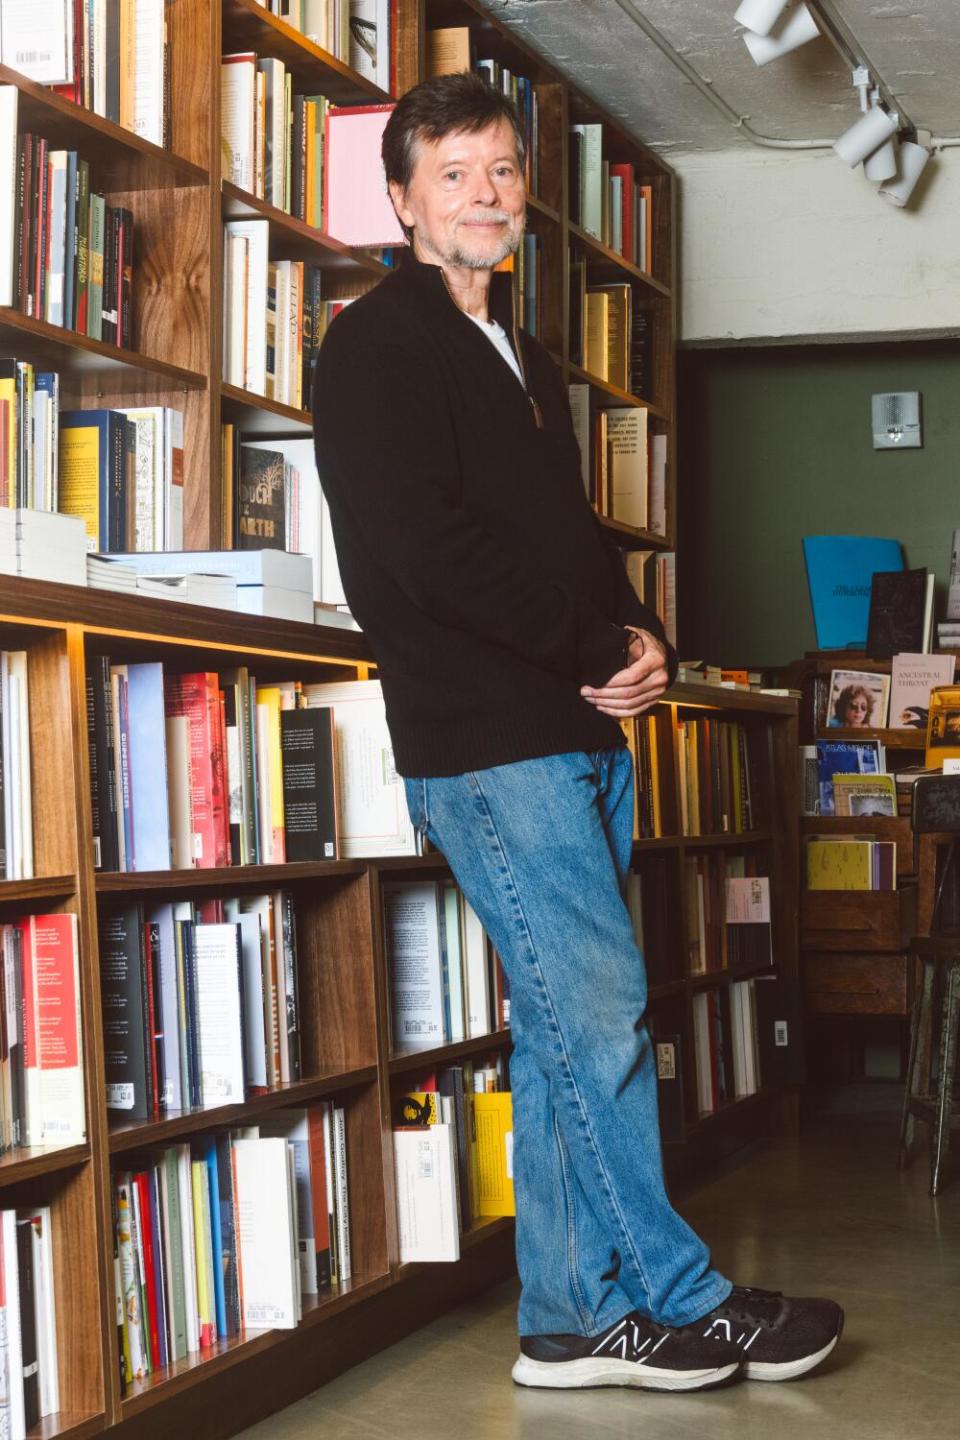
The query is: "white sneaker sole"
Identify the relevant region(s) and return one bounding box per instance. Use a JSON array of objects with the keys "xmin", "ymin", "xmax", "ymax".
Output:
[
  {"xmin": 744, "ymin": 1334, "xmax": 839, "ymax": 1382},
  {"xmin": 511, "ymin": 1354, "xmax": 741, "ymax": 1392}
]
